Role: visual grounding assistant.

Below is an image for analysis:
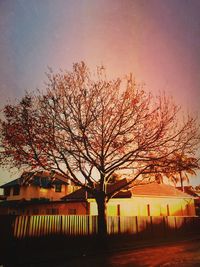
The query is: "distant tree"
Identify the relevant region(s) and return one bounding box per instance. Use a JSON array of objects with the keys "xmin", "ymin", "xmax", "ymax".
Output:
[
  {"xmin": 195, "ymin": 185, "xmax": 200, "ymax": 192},
  {"xmin": 0, "ymin": 62, "xmax": 199, "ymax": 236},
  {"xmin": 167, "ymin": 154, "xmax": 199, "ymax": 190},
  {"xmin": 144, "ymin": 153, "xmax": 199, "ymax": 189}
]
